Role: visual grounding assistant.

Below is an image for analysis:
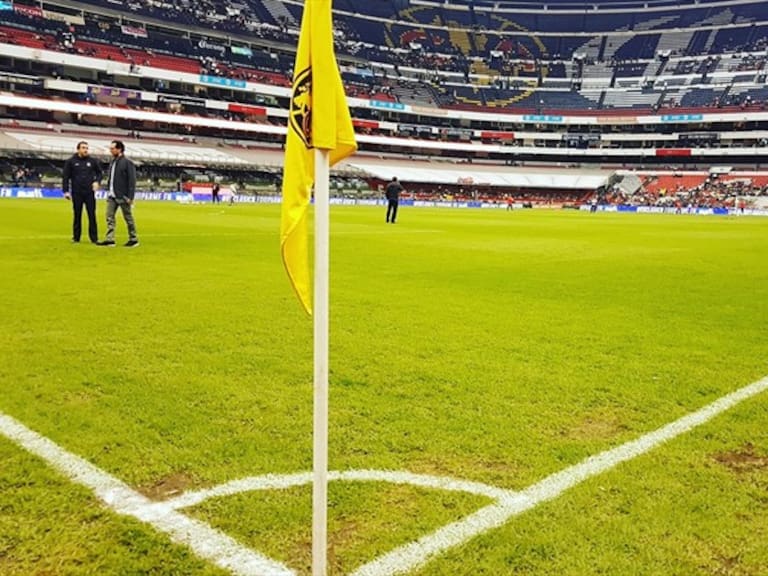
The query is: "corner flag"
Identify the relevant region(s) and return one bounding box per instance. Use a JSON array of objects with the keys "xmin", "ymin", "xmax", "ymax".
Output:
[{"xmin": 280, "ymin": 0, "xmax": 357, "ymax": 315}]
